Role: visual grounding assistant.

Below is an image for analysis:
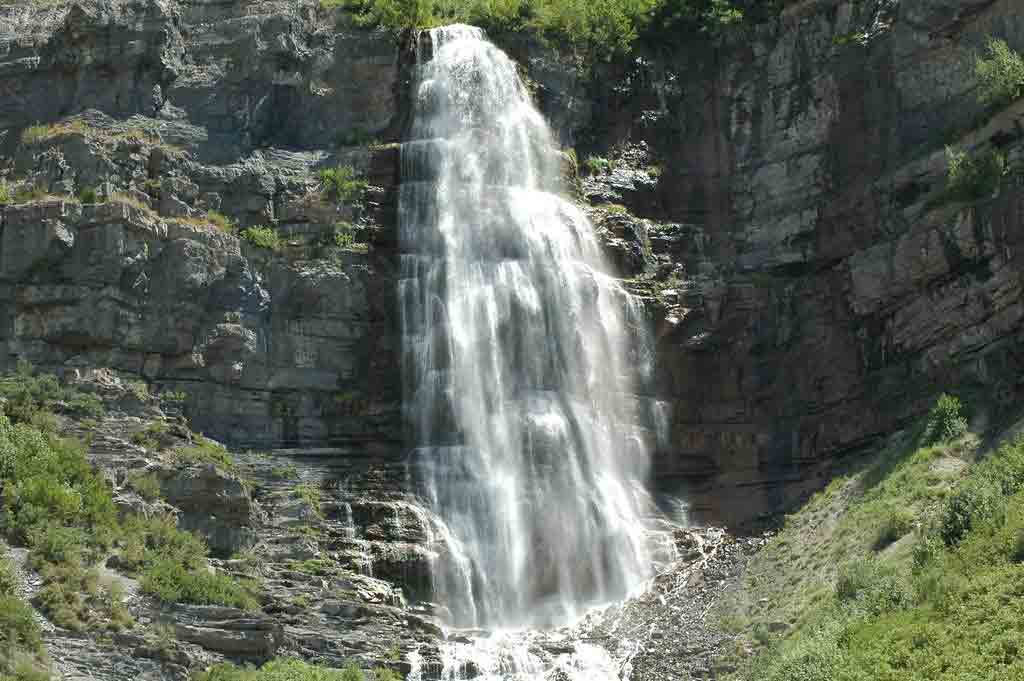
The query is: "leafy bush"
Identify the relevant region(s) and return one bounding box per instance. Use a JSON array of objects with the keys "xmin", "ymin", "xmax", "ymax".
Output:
[
  {"xmin": 161, "ymin": 390, "xmax": 188, "ymax": 404},
  {"xmin": 193, "ymin": 657, "xmax": 382, "ymax": 681},
  {"xmin": 911, "ymin": 531, "xmax": 945, "ymax": 573},
  {"xmin": 173, "ymin": 437, "xmax": 235, "ymax": 471},
  {"xmin": 921, "ymin": 393, "xmax": 968, "ymax": 445},
  {"xmin": 0, "ymin": 557, "xmax": 19, "ymax": 596},
  {"xmin": 20, "ymin": 121, "xmax": 87, "ymax": 146},
  {"xmin": 0, "ymin": 594, "xmax": 43, "ymax": 653},
  {"xmin": 126, "ymin": 470, "xmax": 163, "ymax": 501},
  {"xmin": 942, "ymin": 146, "xmax": 1007, "ymax": 203},
  {"xmin": 583, "ymin": 156, "xmax": 611, "ymax": 175},
  {"xmin": 239, "ymin": 226, "xmax": 282, "ymax": 251},
  {"xmin": 131, "ymin": 421, "xmax": 170, "ymax": 451},
  {"xmin": 338, "ymin": 0, "xmax": 752, "ymax": 58},
  {"xmin": 835, "ymin": 558, "xmax": 912, "ymax": 616},
  {"xmin": 269, "ymin": 464, "xmax": 299, "ymax": 480},
  {"xmin": 976, "ymin": 37, "xmax": 1024, "ymax": 107},
  {"xmin": 941, "ymin": 477, "xmax": 1006, "ymax": 546},
  {"xmin": 208, "ymin": 211, "xmax": 234, "ymax": 233},
  {"xmin": 318, "ymin": 166, "xmax": 367, "ymax": 203},
  {"xmin": 141, "ymin": 556, "xmax": 258, "ymax": 610},
  {"xmin": 873, "ymin": 507, "xmax": 915, "ymax": 550},
  {"xmin": 334, "ymin": 225, "xmax": 356, "ymax": 249},
  {"xmin": 77, "ymin": 187, "xmax": 98, "ymax": 204},
  {"xmin": 119, "ymin": 514, "xmax": 207, "ymax": 573},
  {"xmin": 294, "ymin": 483, "xmax": 323, "ymax": 518},
  {"xmin": 0, "ymin": 421, "xmax": 118, "ymax": 550},
  {"xmin": 126, "ymin": 380, "xmax": 149, "ymax": 402},
  {"xmin": 0, "ymin": 362, "xmax": 104, "ymax": 424},
  {"xmin": 759, "ymin": 620, "xmax": 842, "ymax": 681},
  {"xmin": 0, "ymin": 181, "xmax": 10, "ymax": 205}
]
